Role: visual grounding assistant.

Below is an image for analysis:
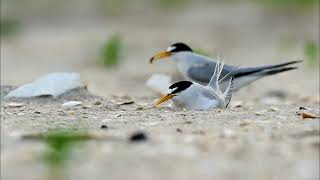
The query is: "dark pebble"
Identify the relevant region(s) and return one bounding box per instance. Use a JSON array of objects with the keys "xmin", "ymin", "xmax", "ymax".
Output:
[
  {"xmin": 100, "ymin": 125, "xmax": 108, "ymax": 129},
  {"xmin": 176, "ymin": 128, "xmax": 183, "ymax": 133},
  {"xmin": 299, "ymin": 106, "xmax": 309, "ymax": 110},
  {"xmin": 184, "ymin": 121, "xmax": 192, "ymax": 124},
  {"xmin": 93, "ymin": 101, "xmax": 102, "ymax": 105},
  {"xmin": 129, "ymin": 131, "xmax": 147, "ymax": 142},
  {"xmin": 118, "ymin": 101, "xmax": 134, "ymax": 106}
]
